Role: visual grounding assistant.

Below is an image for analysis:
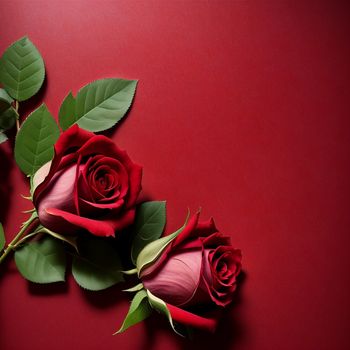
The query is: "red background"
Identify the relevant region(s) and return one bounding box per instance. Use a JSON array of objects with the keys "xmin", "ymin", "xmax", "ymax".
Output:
[{"xmin": 1, "ymin": 1, "xmax": 350, "ymax": 349}]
